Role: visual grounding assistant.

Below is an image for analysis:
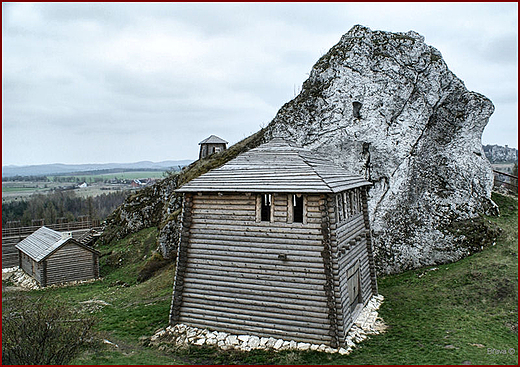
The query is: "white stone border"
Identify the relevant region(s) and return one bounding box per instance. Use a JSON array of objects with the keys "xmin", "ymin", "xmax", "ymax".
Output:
[
  {"xmin": 151, "ymin": 294, "xmax": 386, "ymax": 355},
  {"xmin": 2, "ymin": 267, "xmax": 100, "ymax": 290},
  {"xmin": 2, "ymin": 267, "xmax": 40, "ymax": 290}
]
